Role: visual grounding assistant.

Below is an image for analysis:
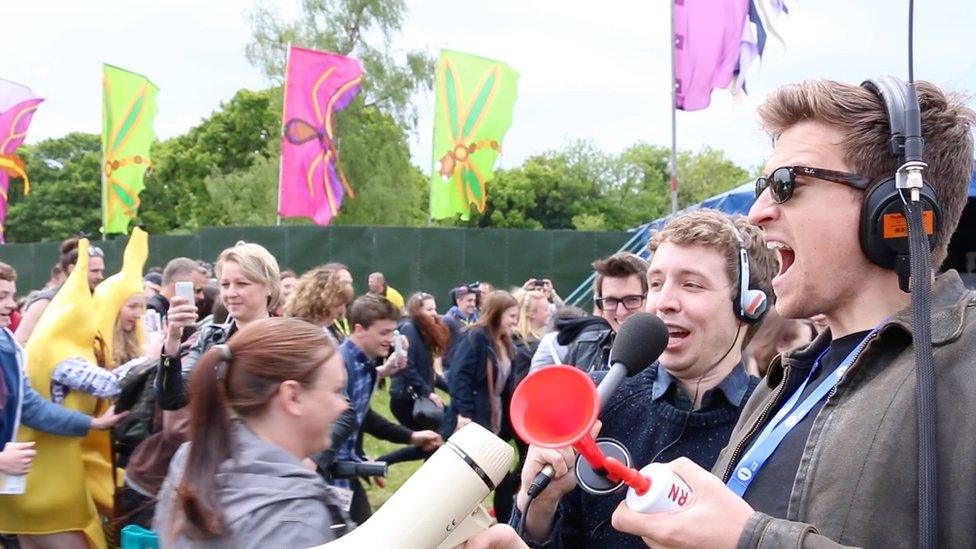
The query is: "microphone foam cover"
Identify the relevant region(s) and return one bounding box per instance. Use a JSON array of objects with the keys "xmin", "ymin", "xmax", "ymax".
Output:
[{"xmin": 609, "ymin": 312, "xmax": 669, "ymax": 376}]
